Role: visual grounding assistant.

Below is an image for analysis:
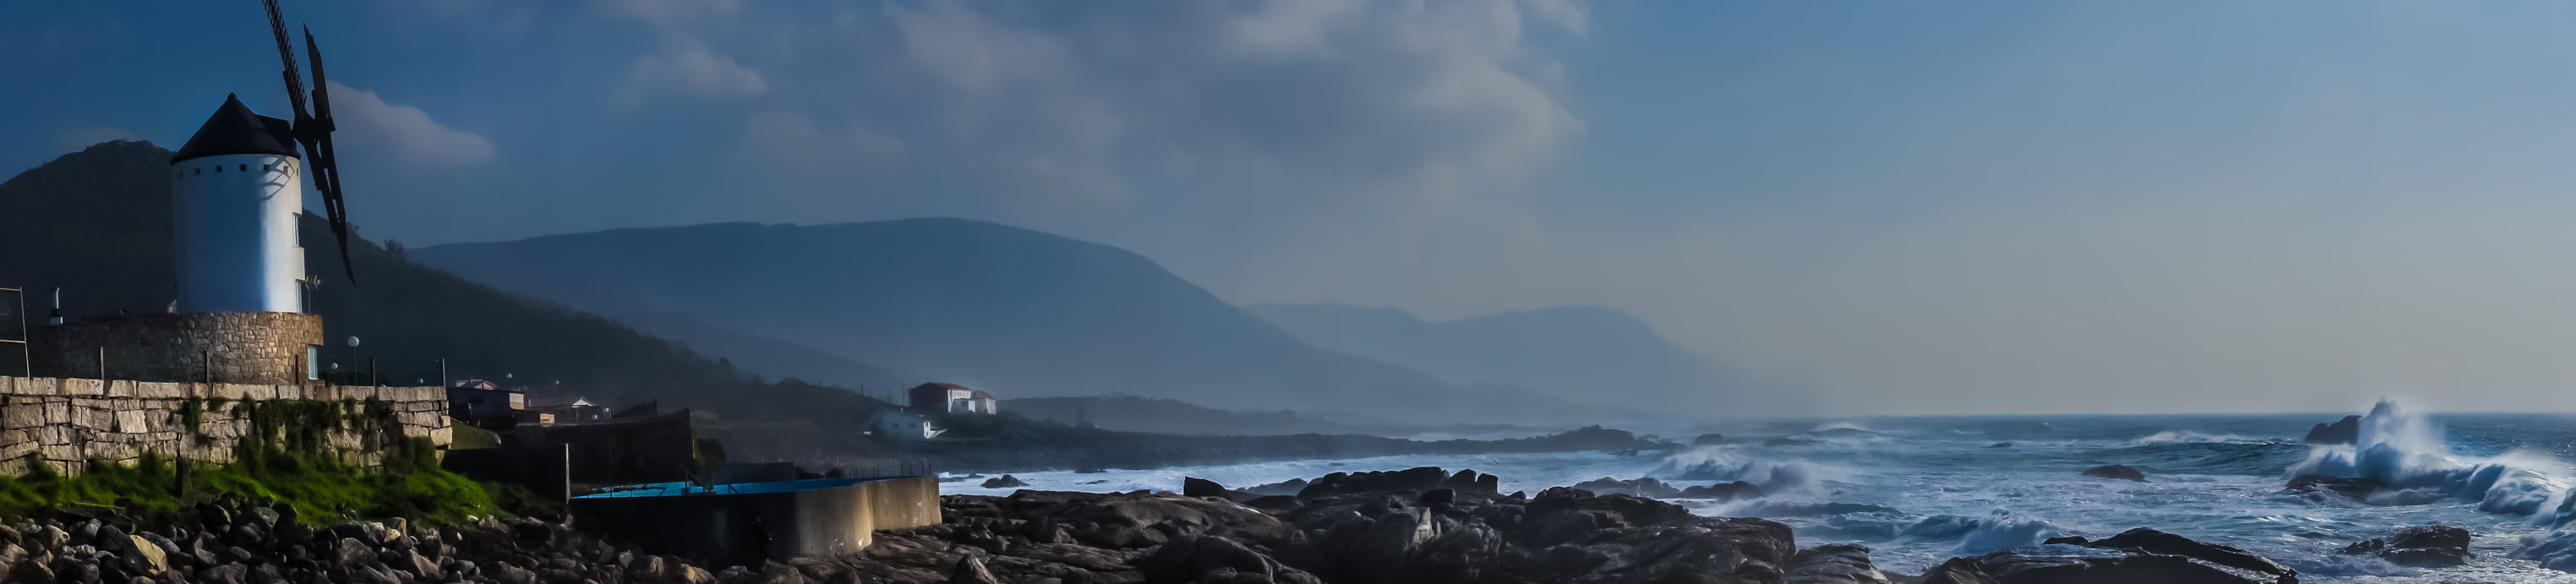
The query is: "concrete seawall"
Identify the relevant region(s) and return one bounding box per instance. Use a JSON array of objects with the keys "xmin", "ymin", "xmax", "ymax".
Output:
[{"xmin": 569, "ymin": 476, "xmax": 943, "ymax": 565}]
